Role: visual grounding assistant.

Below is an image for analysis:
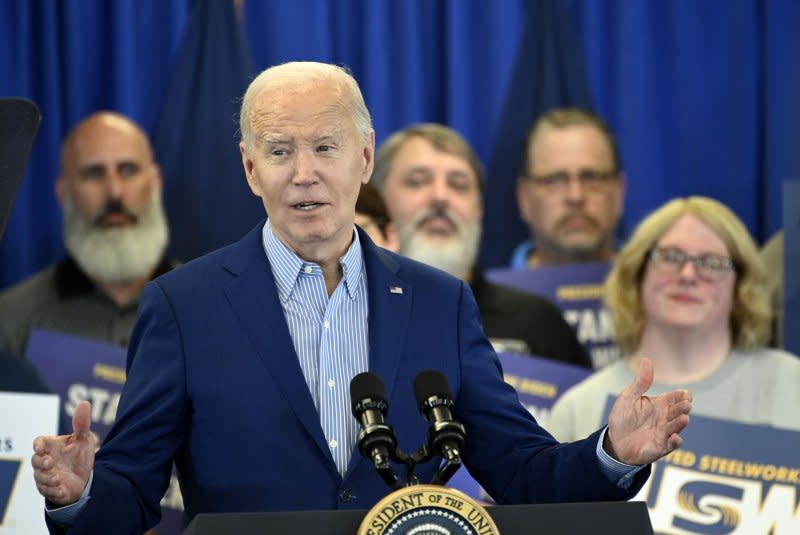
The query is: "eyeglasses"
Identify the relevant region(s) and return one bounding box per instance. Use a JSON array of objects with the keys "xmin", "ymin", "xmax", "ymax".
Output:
[
  {"xmin": 648, "ymin": 247, "xmax": 735, "ymax": 281},
  {"xmin": 523, "ymin": 169, "xmax": 618, "ymax": 193}
]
